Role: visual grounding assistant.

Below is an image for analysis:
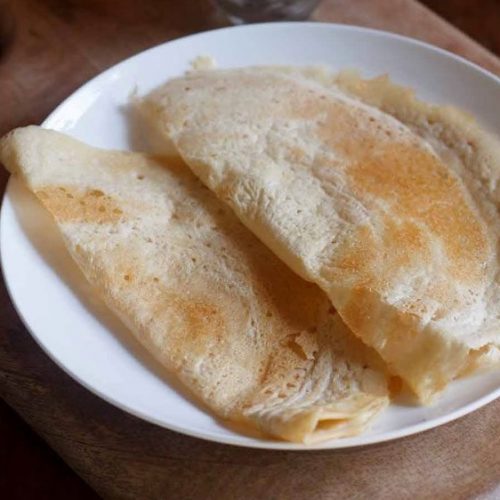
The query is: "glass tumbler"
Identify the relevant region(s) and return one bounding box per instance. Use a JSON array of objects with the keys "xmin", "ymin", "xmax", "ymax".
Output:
[{"xmin": 214, "ymin": 0, "xmax": 321, "ymax": 24}]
